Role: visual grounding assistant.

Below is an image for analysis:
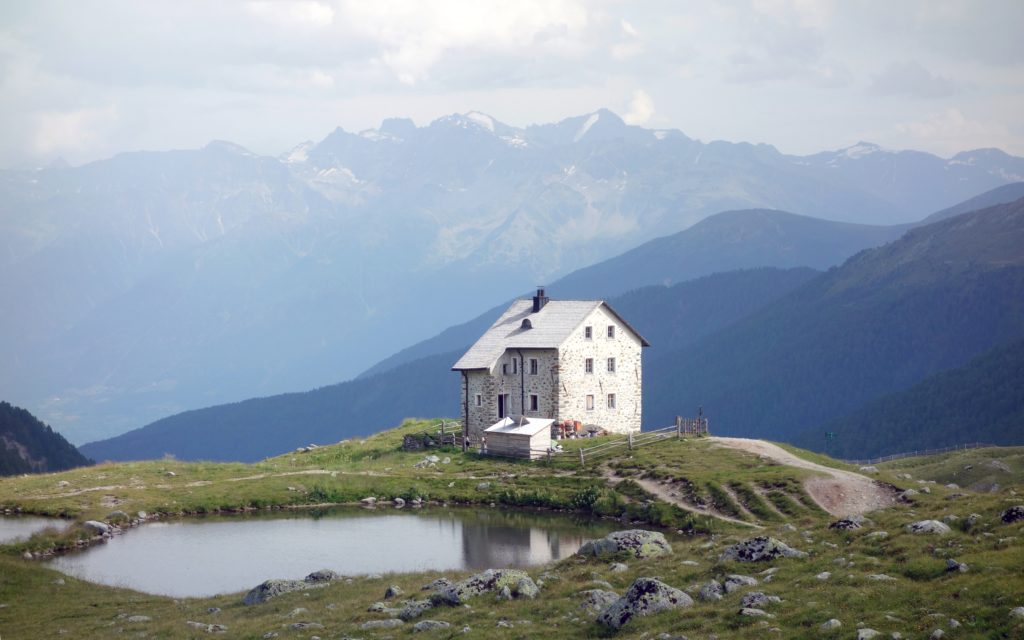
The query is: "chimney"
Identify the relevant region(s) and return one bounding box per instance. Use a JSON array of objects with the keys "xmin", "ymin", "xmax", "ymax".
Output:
[{"xmin": 532, "ymin": 287, "xmax": 549, "ymax": 313}]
